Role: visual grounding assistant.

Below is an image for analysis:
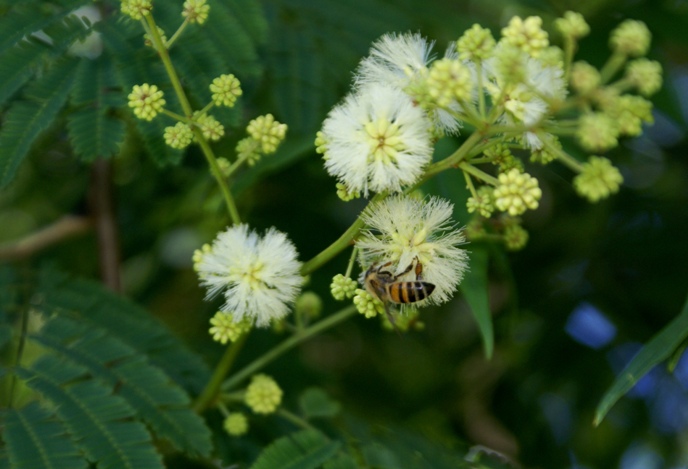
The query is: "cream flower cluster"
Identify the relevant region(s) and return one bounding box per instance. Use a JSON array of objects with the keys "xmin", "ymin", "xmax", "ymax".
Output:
[
  {"xmin": 356, "ymin": 195, "xmax": 468, "ymax": 306},
  {"xmin": 195, "ymin": 224, "xmax": 302, "ymax": 327}
]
